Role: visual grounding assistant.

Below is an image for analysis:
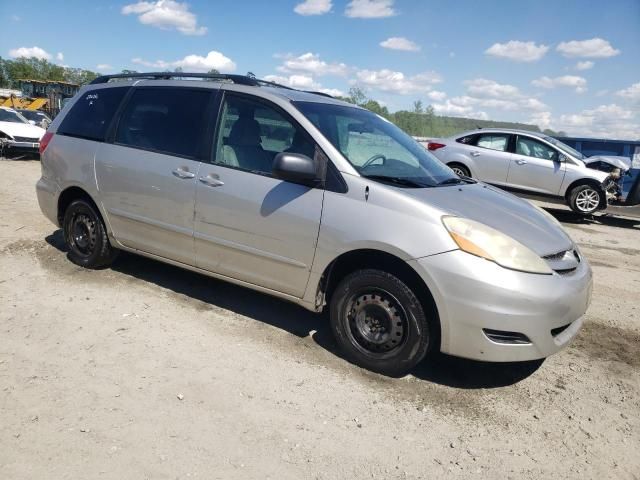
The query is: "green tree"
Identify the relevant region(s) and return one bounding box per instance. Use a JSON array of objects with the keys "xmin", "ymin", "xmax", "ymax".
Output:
[
  {"xmin": 413, "ymin": 100, "xmax": 423, "ymax": 114},
  {"xmin": 348, "ymin": 86, "xmax": 367, "ymax": 106},
  {"xmin": 207, "ymin": 68, "xmax": 220, "ymax": 75}
]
